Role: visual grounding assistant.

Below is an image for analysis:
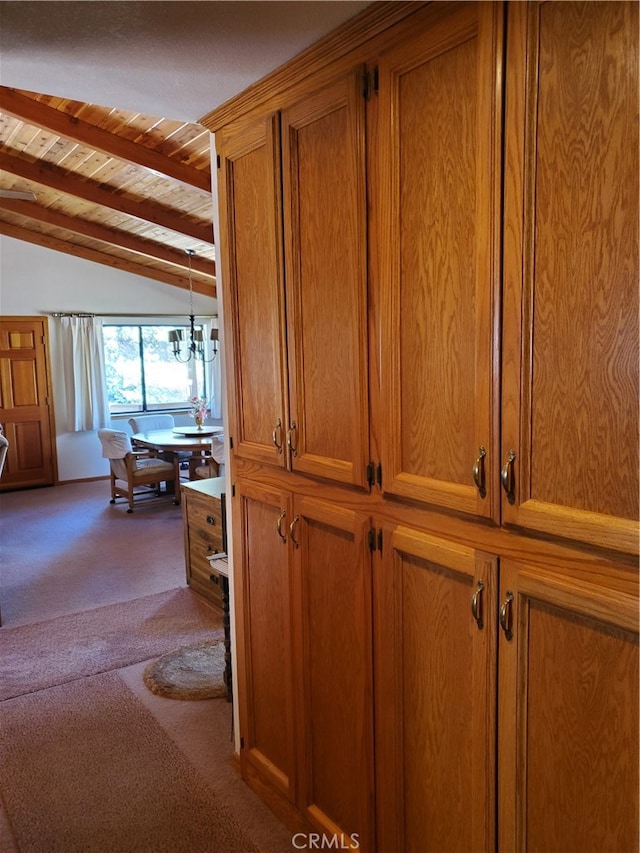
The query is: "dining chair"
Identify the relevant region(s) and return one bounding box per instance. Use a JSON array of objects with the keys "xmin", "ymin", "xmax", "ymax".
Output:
[
  {"xmin": 98, "ymin": 428, "xmax": 180, "ymax": 513},
  {"xmin": 0, "ymin": 427, "xmax": 8, "ymax": 478}
]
